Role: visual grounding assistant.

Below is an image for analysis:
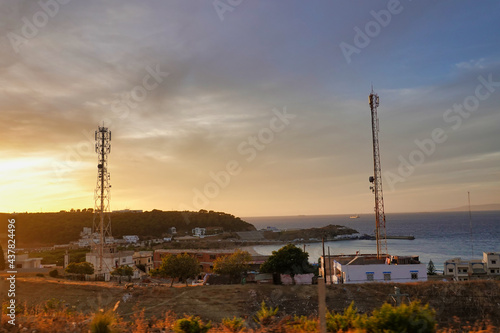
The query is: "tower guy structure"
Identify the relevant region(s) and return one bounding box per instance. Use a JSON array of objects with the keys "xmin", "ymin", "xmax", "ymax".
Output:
[
  {"xmin": 92, "ymin": 125, "xmax": 112, "ymax": 276},
  {"xmin": 368, "ymin": 90, "xmax": 388, "ymax": 259}
]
